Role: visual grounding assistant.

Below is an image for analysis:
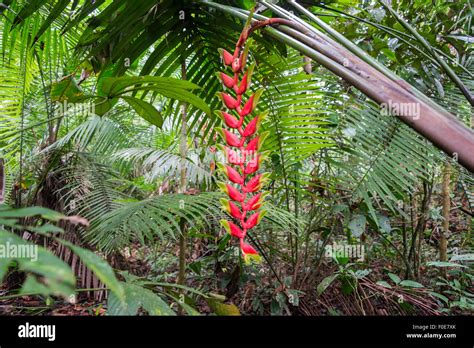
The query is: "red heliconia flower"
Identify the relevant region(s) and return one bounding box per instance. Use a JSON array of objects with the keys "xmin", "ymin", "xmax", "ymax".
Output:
[
  {"xmin": 245, "ymin": 131, "xmax": 268, "ymax": 152},
  {"xmin": 218, "ymin": 182, "xmax": 244, "ymax": 202},
  {"xmin": 244, "ymin": 192, "xmax": 265, "ymax": 211},
  {"xmin": 240, "ymin": 239, "xmax": 258, "ymax": 257},
  {"xmin": 235, "ymin": 72, "xmax": 249, "ymax": 95},
  {"xmin": 218, "ymin": 72, "xmax": 235, "ymax": 88},
  {"xmin": 243, "ymin": 174, "xmax": 260, "ymax": 193},
  {"xmin": 238, "ymin": 89, "xmax": 262, "ymax": 117},
  {"xmin": 218, "ymin": 111, "xmax": 240, "ymax": 129},
  {"xmin": 221, "ymin": 220, "xmax": 245, "ymax": 238},
  {"xmin": 244, "ymin": 173, "xmax": 269, "ymax": 193},
  {"xmin": 220, "ymin": 198, "xmax": 243, "ymax": 219},
  {"xmin": 232, "ymin": 57, "xmax": 241, "ymax": 73},
  {"xmin": 242, "ymin": 112, "xmax": 265, "ymax": 137},
  {"xmin": 216, "ymin": 20, "xmax": 271, "ymax": 264},
  {"xmin": 244, "ymin": 154, "xmax": 261, "ymax": 174},
  {"xmin": 218, "ymin": 128, "xmax": 241, "ymax": 147},
  {"xmin": 219, "ymin": 48, "xmax": 234, "ymax": 66},
  {"xmin": 245, "ymin": 137, "xmax": 259, "ymax": 151},
  {"xmin": 220, "ymin": 146, "xmax": 245, "ymax": 165},
  {"xmin": 243, "ymin": 210, "xmax": 266, "ymax": 229},
  {"xmin": 239, "ymin": 45, "xmax": 251, "ymax": 73},
  {"xmin": 218, "ymin": 163, "xmax": 244, "ymax": 185},
  {"xmin": 218, "ymin": 92, "xmax": 240, "ymax": 110},
  {"xmin": 239, "ymin": 97, "xmax": 254, "ymax": 117}
]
